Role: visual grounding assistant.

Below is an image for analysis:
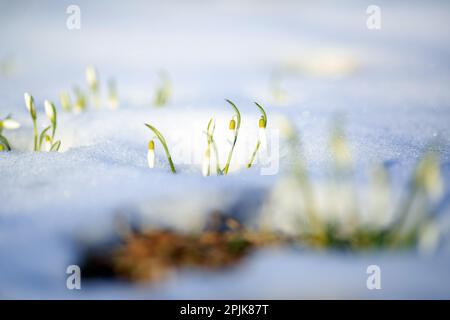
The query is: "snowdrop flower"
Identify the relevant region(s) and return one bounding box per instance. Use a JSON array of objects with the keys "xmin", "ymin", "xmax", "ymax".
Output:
[
  {"xmin": 202, "ymin": 148, "xmax": 211, "ymax": 176},
  {"xmin": 145, "ymin": 124, "xmax": 176, "ymax": 173},
  {"xmin": 24, "ymin": 92, "xmax": 39, "ymax": 151},
  {"xmin": 147, "ymin": 140, "xmax": 155, "ymax": 168},
  {"xmin": 44, "ymin": 100, "xmax": 56, "ymax": 123},
  {"xmin": 44, "ymin": 100, "xmax": 57, "ymax": 144},
  {"xmin": 330, "ymin": 128, "xmax": 352, "ymax": 169},
  {"xmin": 108, "ymin": 79, "xmax": 119, "ymax": 109},
  {"xmin": 73, "ymin": 86, "xmax": 87, "ymax": 112},
  {"xmin": 86, "ymin": 66, "xmax": 101, "ymax": 108},
  {"xmin": 0, "ymin": 117, "xmax": 18, "ymax": 150},
  {"xmin": 418, "ymin": 222, "xmax": 440, "ymax": 255},
  {"xmin": 0, "ymin": 118, "xmax": 20, "ymax": 130},
  {"xmin": 415, "ymin": 152, "xmax": 443, "ymax": 200},
  {"xmin": 24, "ymin": 92, "xmax": 36, "ymax": 120},
  {"xmin": 223, "ymin": 100, "xmax": 241, "ymax": 175},
  {"xmin": 59, "ymin": 91, "xmax": 72, "ymax": 111},
  {"xmin": 153, "ymin": 72, "xmax": 171, "ymax": 107},
  {"xmin": 258, "ymin": 116, "xmax": 267, "ymax": 149},
  {"xmin": 86, "ymin": 66, "xmax": 98, "ymax": 92},
  {"xmin": 228, "ymin": 117, "xmax": 236, "ymax": 142},
  {"xmin": 247, "ymin": 102, "xmax": 268, "ymax": 169}
]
